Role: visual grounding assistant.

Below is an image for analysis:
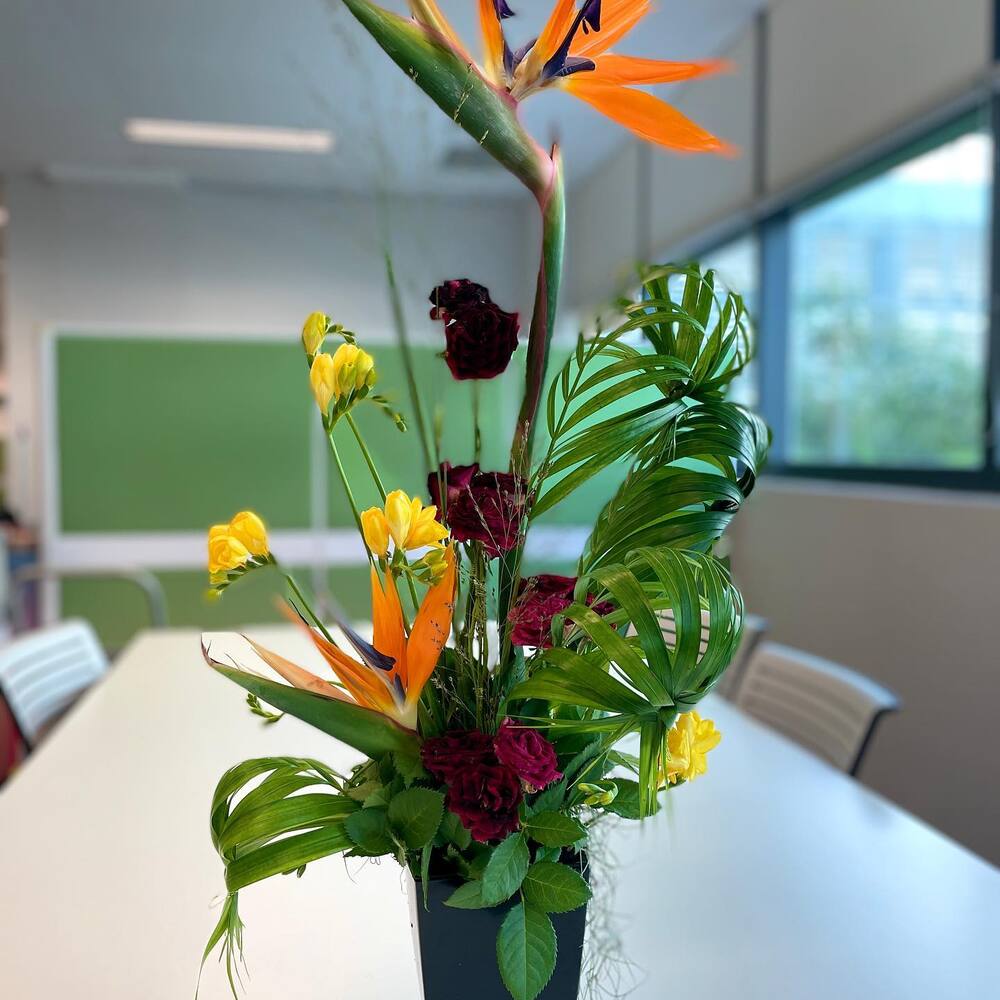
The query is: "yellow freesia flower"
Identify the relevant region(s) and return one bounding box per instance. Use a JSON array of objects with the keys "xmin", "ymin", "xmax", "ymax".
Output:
[
  {"xmin": 361, "ymin": 507, "xmax": 390, "ymax": 558},
  {"xmin": 662, "ymin": 711, "xmax": 721, "ymax": 784},
  {"xmin": 309, "ymin": 352, "xmax": 337, "ymax": 413},
  {"xmin": 228, "ymin": 510, "xmax": 269, "ymax": 557},
  {"xmin": 302, "ymin": 311, "xmax": 329, "ymax": 356},
  {"xmin": 331, "ymin": 342, "xmax": 377, "ymax": 397},
  {"xmin": 208, "ymin": 527, "xmax": 251, "ymax": 576},
  {"xmin": 384, "ymin": 490, "xmax": 449, "ymax": 551},
  {"xmin": 207, "ymin": 512, "xmax": 269, "ymax": 578}
]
